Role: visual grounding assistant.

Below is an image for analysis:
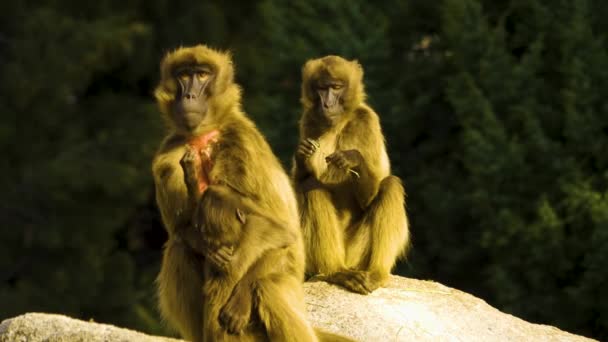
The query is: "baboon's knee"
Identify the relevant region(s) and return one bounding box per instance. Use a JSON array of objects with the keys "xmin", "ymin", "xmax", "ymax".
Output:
[{"xmin": 375, "ymin": 175, "xmax": 405, "ymax": 207}]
